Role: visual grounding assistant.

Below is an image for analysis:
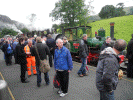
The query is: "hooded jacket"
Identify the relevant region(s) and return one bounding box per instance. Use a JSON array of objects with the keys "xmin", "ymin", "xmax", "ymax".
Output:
[{"xmin": 96, "ymin": 47, "xmax": 120, "ymax": 92}]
